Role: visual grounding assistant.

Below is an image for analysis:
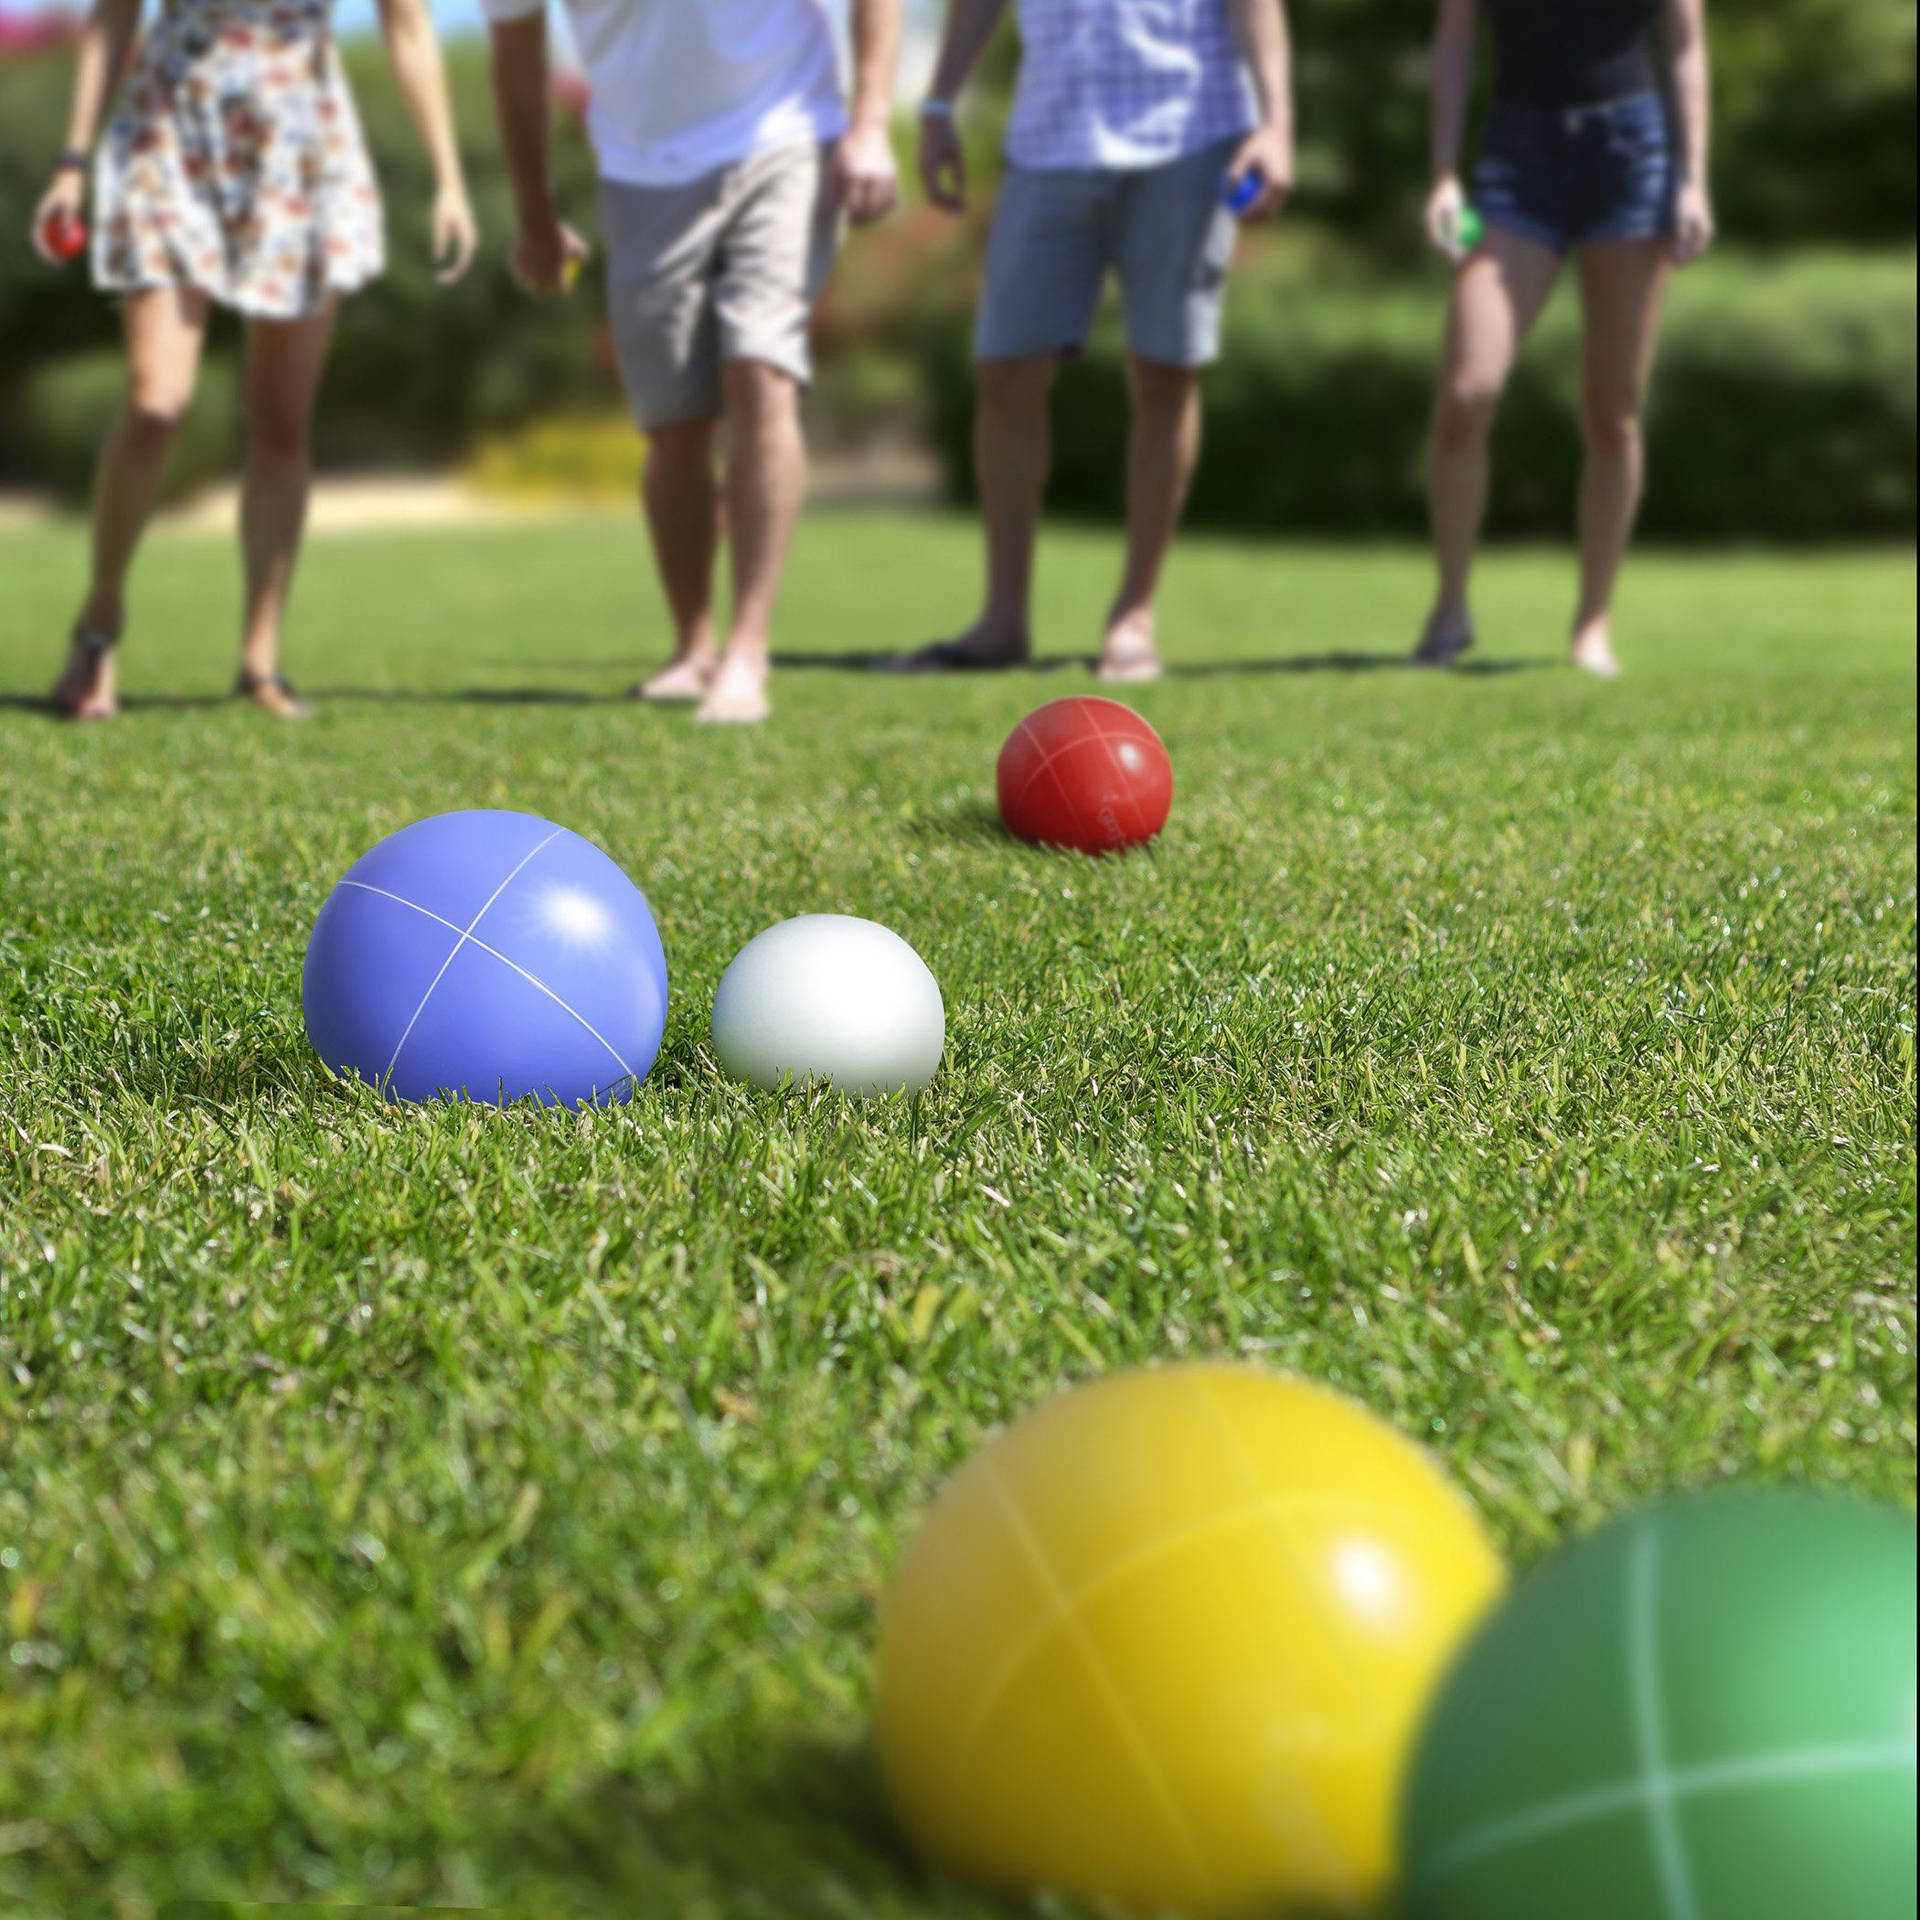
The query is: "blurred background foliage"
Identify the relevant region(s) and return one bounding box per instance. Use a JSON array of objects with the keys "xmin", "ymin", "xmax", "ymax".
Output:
[{"xmin": 0, "ymin": 0, "xmax": 1912, "ymax": 534}]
